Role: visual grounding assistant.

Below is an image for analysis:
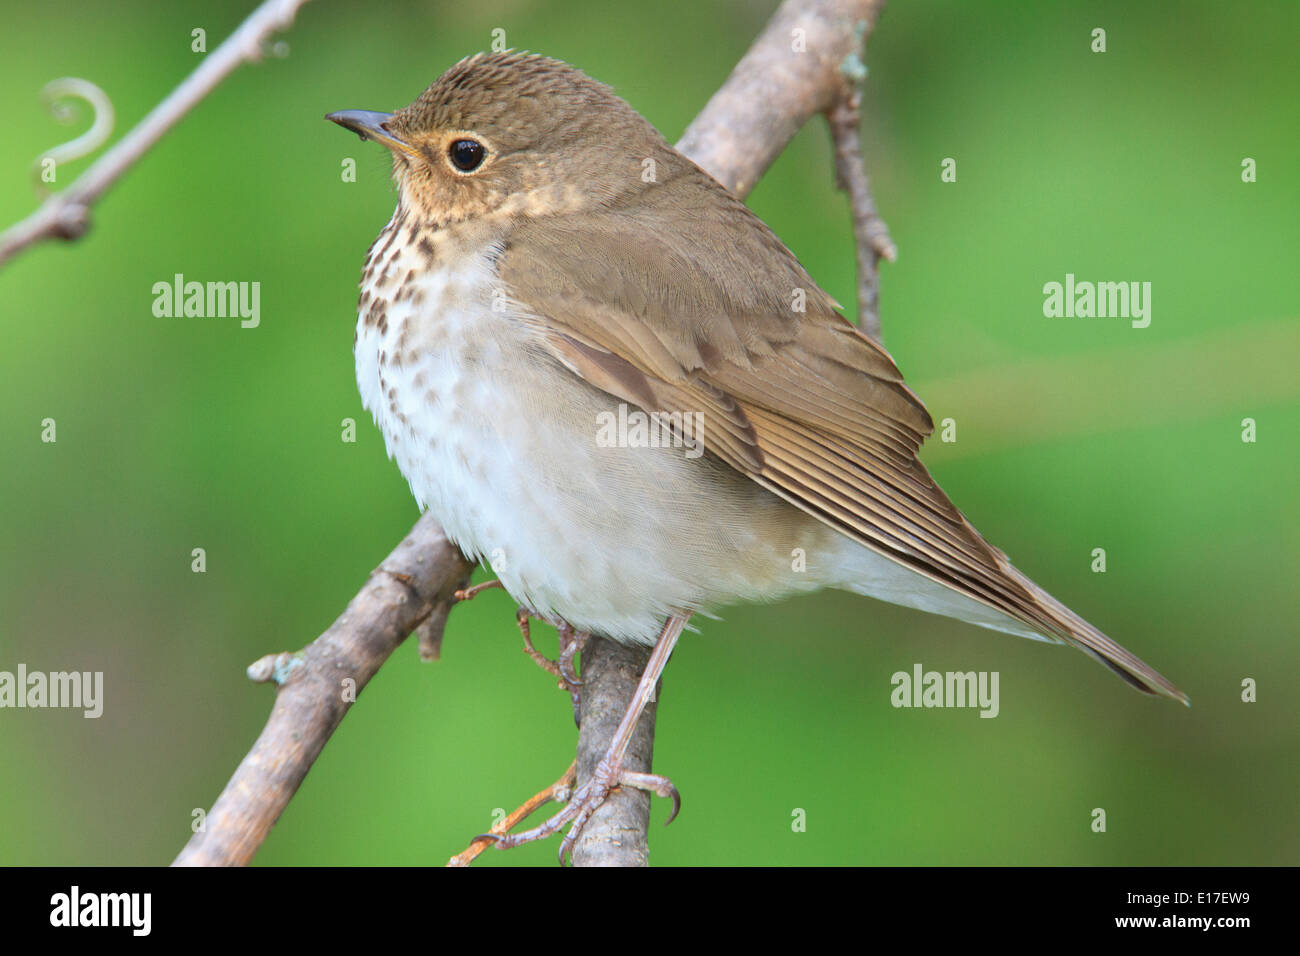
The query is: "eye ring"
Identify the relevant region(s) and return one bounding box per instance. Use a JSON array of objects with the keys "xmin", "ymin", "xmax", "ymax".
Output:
[{"xmin": 448, "ymin": 138, "xmax": 486, "ymax": 172}]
